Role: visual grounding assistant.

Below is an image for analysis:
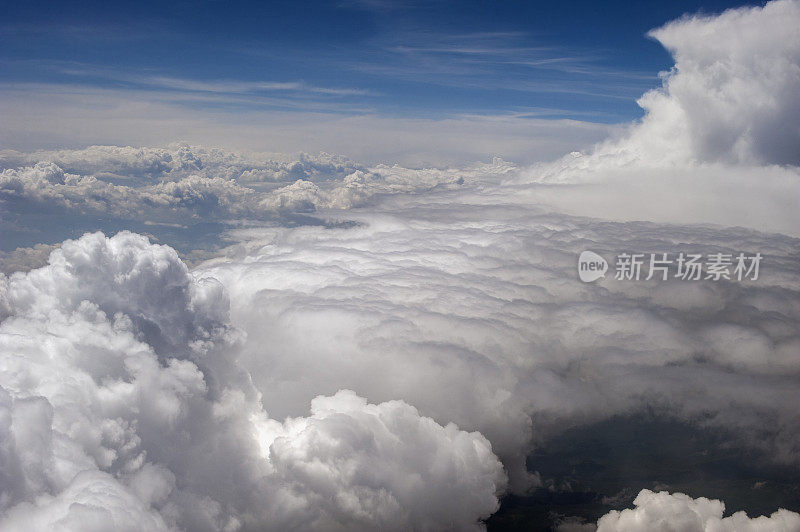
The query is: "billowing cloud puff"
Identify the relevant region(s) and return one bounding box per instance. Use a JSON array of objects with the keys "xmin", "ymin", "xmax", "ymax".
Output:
[
  {"xmin": 264, "ymin": 390, "xmax": 505, "ymax": 531},
  {"xmin": 574, "ymin": 0, "xmax": 800, "ymax": 168},
  {"xmin": 515, "ymin": 0, "xmax": 800, "ymax": 236},
  {"xmin": 0, "ymin": 162, "xmax": 133, "ymax": 214},
  {"xmin": 595, "ymin": 489, "xmax": 800, "ymax": 532},
  {"xmin": 0, "ymin": 469, "xmax": 173, "ymax": 532},
  {"xmin": 646, "ymin": 0, "xmax": 800, "ymax": 166},
  {"xmin": 0, "ymin": 232, "xmax": 506, "ymax": 531},
  {"xmin": 0, "ymin": 230, "xmax": 229, "ymax": 349}
]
